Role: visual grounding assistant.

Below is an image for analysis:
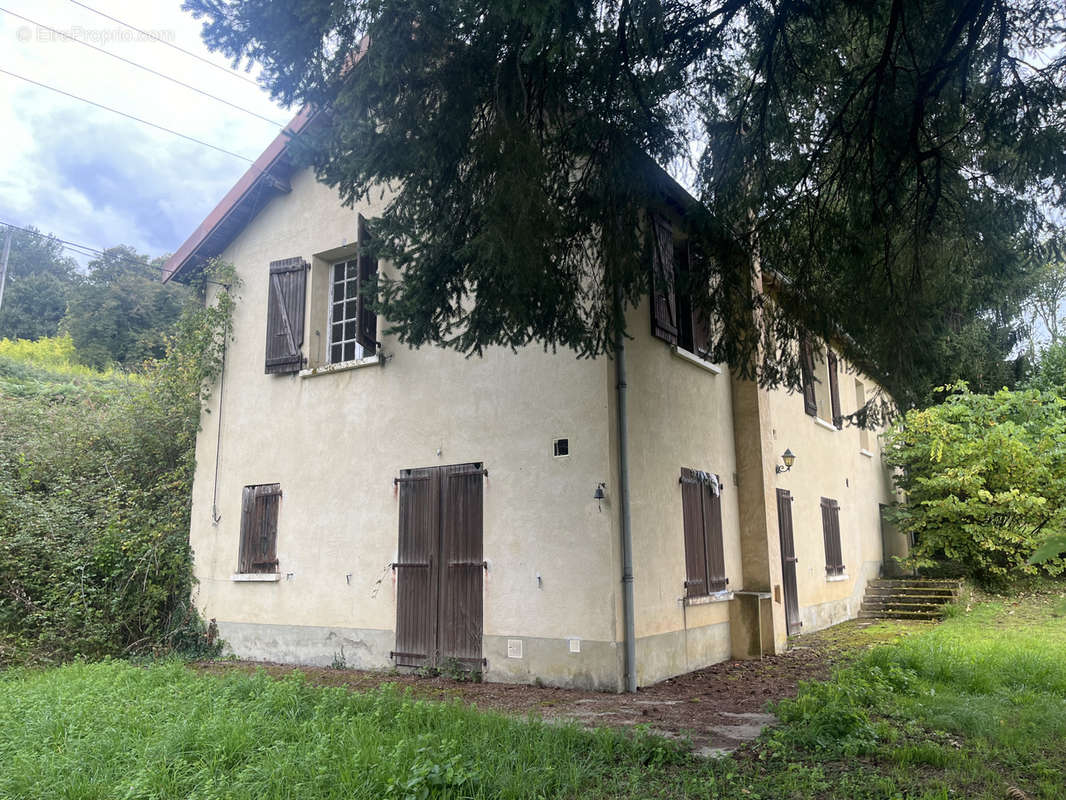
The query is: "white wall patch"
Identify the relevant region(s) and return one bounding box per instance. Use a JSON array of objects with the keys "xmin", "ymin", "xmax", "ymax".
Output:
[{"xmin": 507, "ymin": 639, "xmax": 524, "ymax": 659}]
